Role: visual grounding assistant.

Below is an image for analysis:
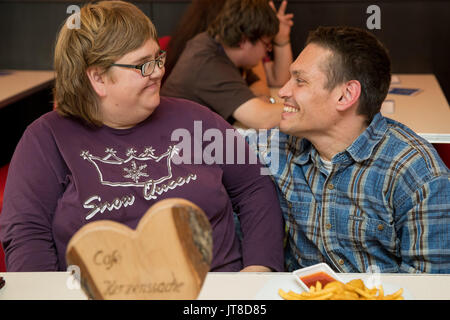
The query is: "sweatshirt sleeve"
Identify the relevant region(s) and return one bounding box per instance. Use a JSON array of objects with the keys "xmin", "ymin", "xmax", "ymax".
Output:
[
  {"xmin": 214, "ymin": 118, "xmax": 285, "ymax": 271},
  {"xmin": 0, "ymin": 118, "xmax": 65, "ymax": 271}
]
